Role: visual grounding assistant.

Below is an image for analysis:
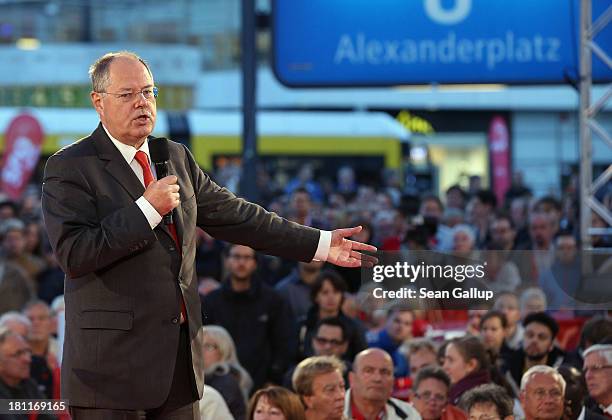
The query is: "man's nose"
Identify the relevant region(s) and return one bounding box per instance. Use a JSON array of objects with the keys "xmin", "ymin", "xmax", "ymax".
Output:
[
  {"xmin": 371, "ymin": 371, "xmax": 384, "ymax": 381},
  {"xmin": 134, "ymin": 91, "xmax": 148, "ymax": 106}
]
